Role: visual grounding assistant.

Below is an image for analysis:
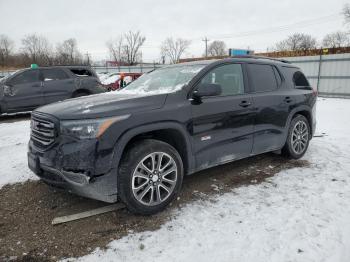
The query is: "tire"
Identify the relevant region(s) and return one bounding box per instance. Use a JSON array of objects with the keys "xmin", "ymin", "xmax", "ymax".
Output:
[
  {"xmin": 118, "ymin": 139, "xmax": 184, "ymax": 215},
  {"xmin": 72, "ymin": 91, "xmax": 90, "ymax": 98},
  {"xmin": 282, "ymin": 114, "xmax": 311, "ymax": 159}
]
